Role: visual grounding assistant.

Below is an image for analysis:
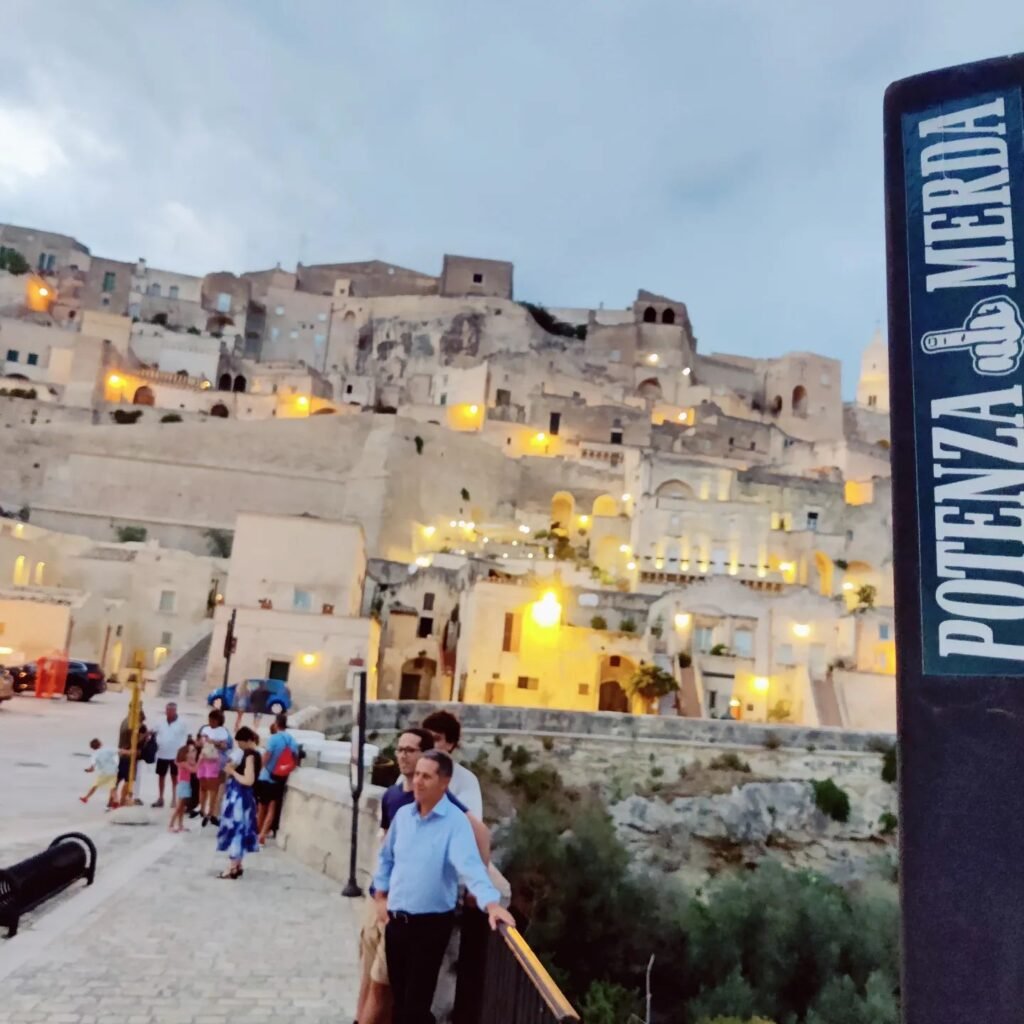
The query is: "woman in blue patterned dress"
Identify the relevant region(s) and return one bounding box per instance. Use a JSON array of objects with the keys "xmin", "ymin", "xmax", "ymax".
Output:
[{"xmin": 216, "ymin": 726, "xmax": 261, "ymax": 879}]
